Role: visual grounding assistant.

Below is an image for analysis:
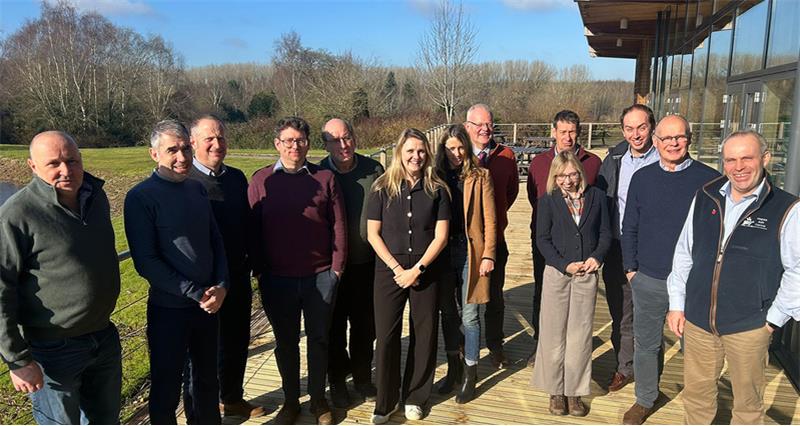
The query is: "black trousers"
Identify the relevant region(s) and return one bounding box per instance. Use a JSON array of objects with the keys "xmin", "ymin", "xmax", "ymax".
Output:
[
  {"xmin": 147, "ymin": 304, "xmax": 220, "ymax": 425},
  {"xmin": 260, "ymin": 270, "xmax": 338, "ymax": 403},
  {"xmin": 531, "ymin": 242, "xmax": 545, "ymax": 341},
  {"xmin": 374, "ymin": 255, "xmax": 439, "ymax": 415},
  {"xmin": 601, "ymin": 239, "xmax": 635, "ymax": 377},
  {"xmin": 217, "ymin": 271, "xmax": 253, "ymax": 403},
  {"xmin": 484, "ymin": 240, "xmax": 509, "ymax": 352},
  {"xmin": 328, "ymin": 261, "xmax": 376, "ymax": 384},
  {"xmin": 438, "ymin": 245, "xmax": 463, "ymax": 354}
]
